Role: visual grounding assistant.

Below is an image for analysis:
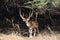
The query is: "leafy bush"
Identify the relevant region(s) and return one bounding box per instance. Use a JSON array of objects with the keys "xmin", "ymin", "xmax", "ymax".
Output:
[{"xmin": 23, "ymin": 0, "xmax": 60, "ymax": 9}]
